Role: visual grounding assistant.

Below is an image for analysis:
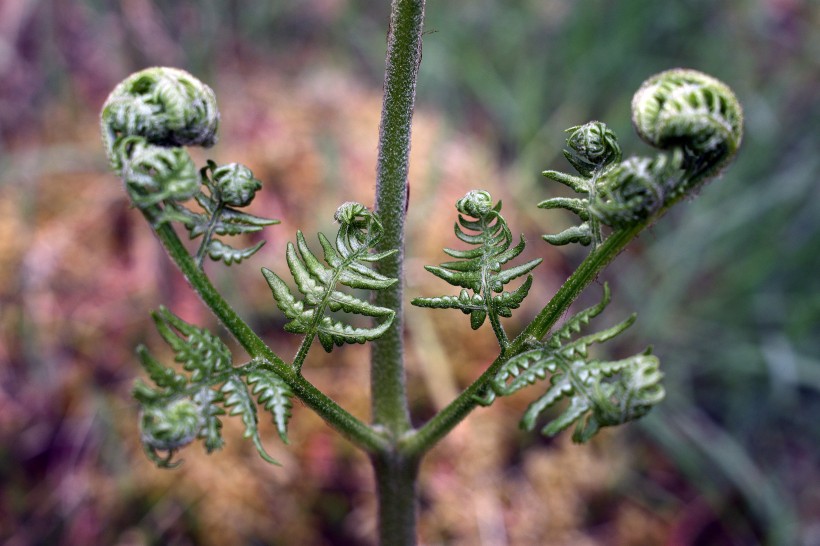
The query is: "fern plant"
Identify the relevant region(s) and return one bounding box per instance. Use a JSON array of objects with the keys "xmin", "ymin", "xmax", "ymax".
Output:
[
  {"xmin": 101, "ymin": 4, "xmax": 743, "ymax": 543},
  {"xmin": 474, "ymin": 284, "xmax": 664, "ymax": 443},
  {"xmin": 134, "ymin": 307, "xmax": 292, "ymax": 467},
  {"xmin": 262, "ymin": 201, "xmax": 397, "ymax": 370},
  {"xmin": 411, "ymin": 190, "xmax": 541, "ymax": 348}
]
